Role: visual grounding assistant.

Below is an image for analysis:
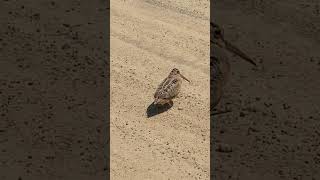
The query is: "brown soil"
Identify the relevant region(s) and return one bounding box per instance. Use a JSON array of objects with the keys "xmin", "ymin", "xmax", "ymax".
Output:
[{"xmin": 212, "ymin": 0, "xmax": 320, "ymax": 179}]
